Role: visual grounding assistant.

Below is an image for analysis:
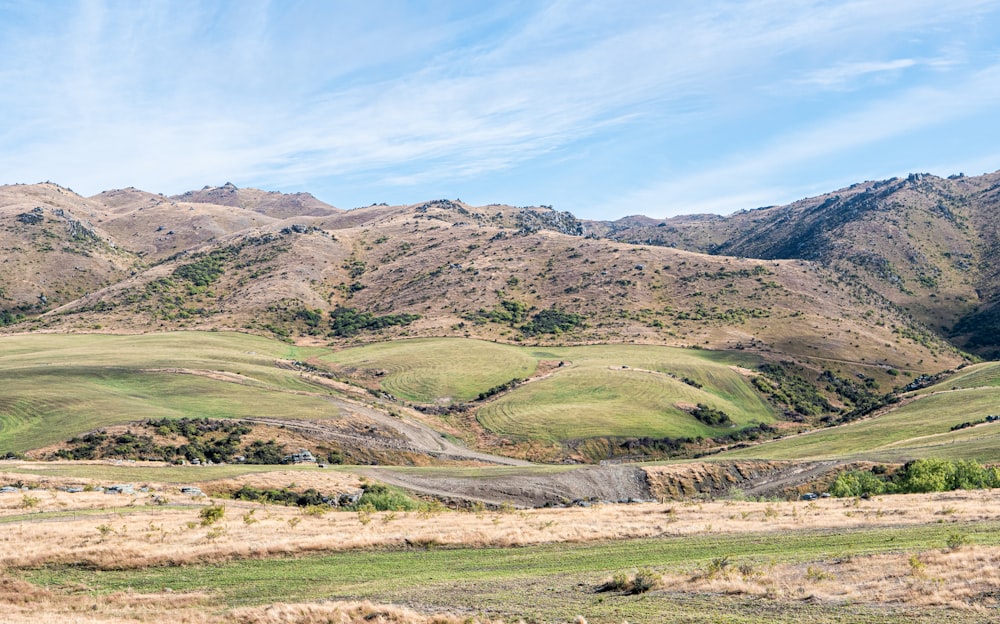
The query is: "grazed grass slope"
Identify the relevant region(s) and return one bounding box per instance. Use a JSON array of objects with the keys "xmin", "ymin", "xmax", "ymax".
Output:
[
  {"xmin": 918, "ymin": 362, "xmax": 1000, "ymax": 394},
  {"xmin": 721, "ymin": 385, "xmax": 1000, "ymax": 462},
  {"xmin": 0, "ymin": 332, "xmax": 776, "ymax": 457},
  {"xmin": 0, "ymin": 332, "xmax": 336, "ymax": 453},
  {"xmin": 321, "ymin": 338, "xmax": 538, "ymax": 402},
  {"xmin": 325, "ymin": 339, "xmax": 774, "ymax": 441}
]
